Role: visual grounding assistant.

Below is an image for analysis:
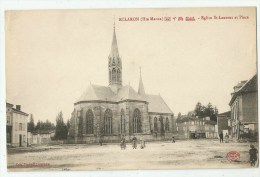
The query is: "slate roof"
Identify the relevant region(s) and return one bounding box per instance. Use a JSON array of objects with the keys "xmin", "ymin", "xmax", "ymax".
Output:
[
  {"xmin": 76, "ymin": 85, "xmax": 116, "ymax": 102},
  {"xmin": 76, "ymin": 84, "xmax": 147, "ymax": 103},
  {"xmin": 229, "ymin": 74, "xmax": 257, "ymax": 106},
  {"xmin": 75, "ymin": 84, "xmax": 173, "ymax": 114},
  {"xmin": 146, "ymin": 94, "xmax": 173, "ymax": 114},
  {"xmin": 116, "ymin": 85, "xmax": 147, "ymax": 102}
]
